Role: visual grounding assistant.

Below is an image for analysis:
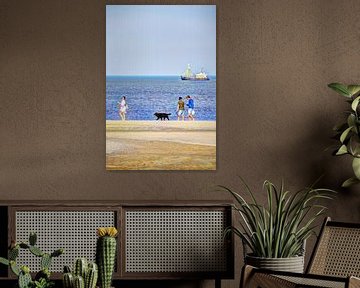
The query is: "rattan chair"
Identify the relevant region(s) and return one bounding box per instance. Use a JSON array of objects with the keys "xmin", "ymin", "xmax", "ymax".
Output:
[{"xmin": 241, "ymin": 217, "xmax": 360, "ymax": 288}]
